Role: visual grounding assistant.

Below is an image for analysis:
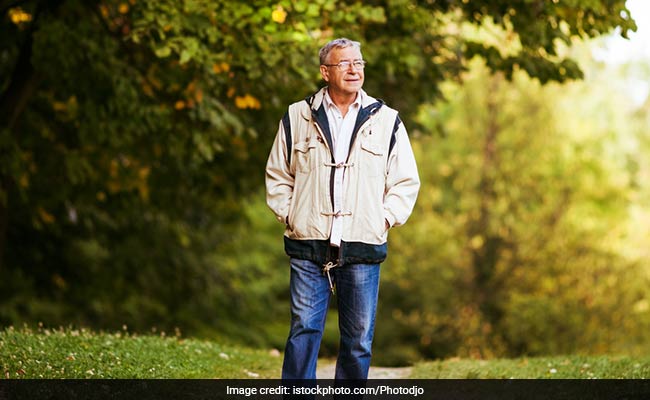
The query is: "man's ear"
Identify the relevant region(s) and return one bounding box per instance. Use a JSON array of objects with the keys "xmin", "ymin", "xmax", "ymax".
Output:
[{"xmin": 320, "ymin": 65, "xmax": 329, "ymax": 82}]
